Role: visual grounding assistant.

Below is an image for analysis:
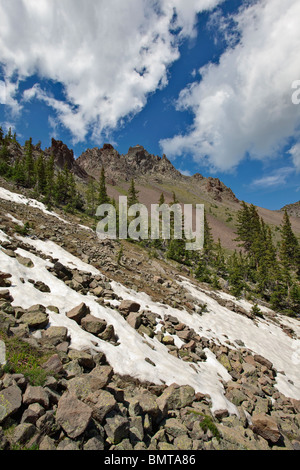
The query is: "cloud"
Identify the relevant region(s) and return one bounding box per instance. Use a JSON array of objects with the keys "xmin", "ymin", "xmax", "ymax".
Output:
[
  {"xmin": 160, "ymin": 0, "xmax": 300, "ymax": 172},
  {"xmin": 250, "ymin": 167, "xmax": 295, "ymax": 189},
  {"xmin": 0, "ymin": 79, "xmax": 22, "ymax": 116},
  {"xmin": 0, "ymin": 0, "xmax": 222, "ymax": 142},
  {"xmin": 288, "ymin": 143, "xmax": 300, "ymax": 172}
]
